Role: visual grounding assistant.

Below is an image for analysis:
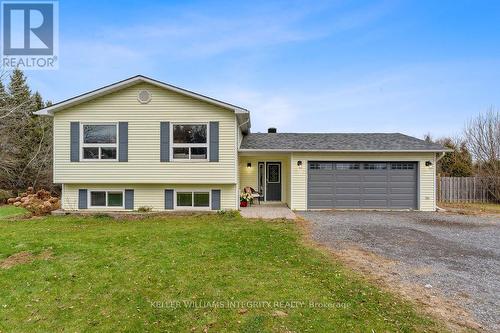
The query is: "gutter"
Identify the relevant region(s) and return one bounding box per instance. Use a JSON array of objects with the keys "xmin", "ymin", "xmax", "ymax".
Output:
[{"xmin": 239, "ymin": 149, "xmax": 453, "ymax": 153}]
